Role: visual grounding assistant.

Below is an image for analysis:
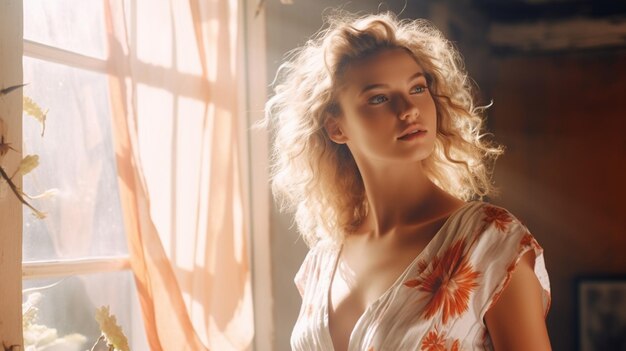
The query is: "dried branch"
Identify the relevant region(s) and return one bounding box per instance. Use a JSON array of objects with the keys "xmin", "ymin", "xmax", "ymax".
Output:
[
  {"xmin": 0, "ymin": 165, "xmax": 46, "ymax": 218},
  {"xmin": 0, "ymin": 83, "xmax": 27, "ymax": 96}
]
